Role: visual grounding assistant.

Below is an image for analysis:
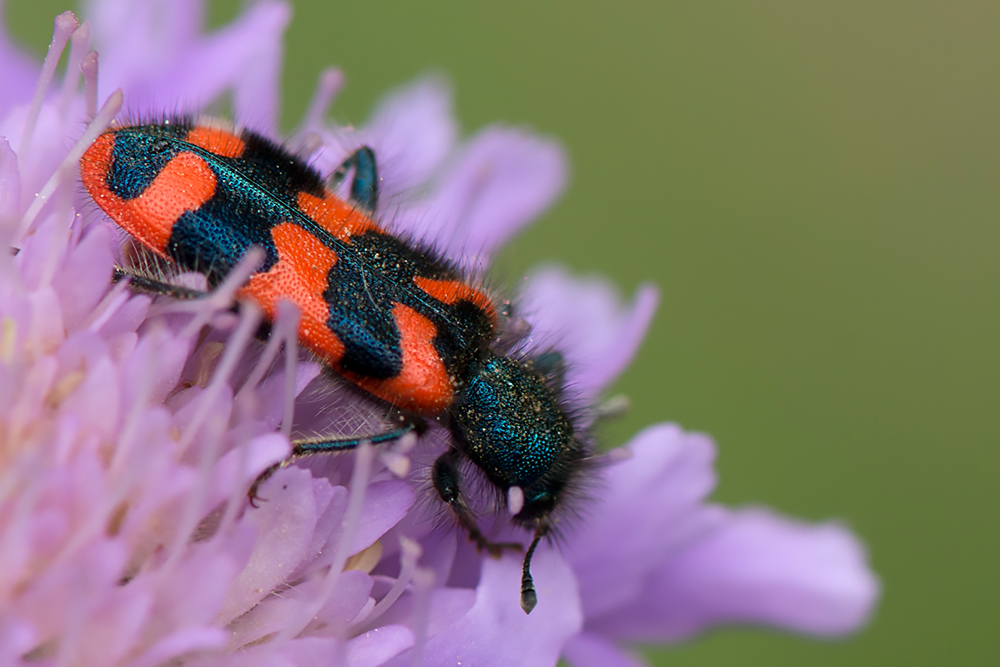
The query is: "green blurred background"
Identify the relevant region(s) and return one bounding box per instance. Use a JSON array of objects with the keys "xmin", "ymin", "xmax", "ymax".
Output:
[{"xmin": 7, "ymin": 1, "xmax": 998, "ymax": 665}]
